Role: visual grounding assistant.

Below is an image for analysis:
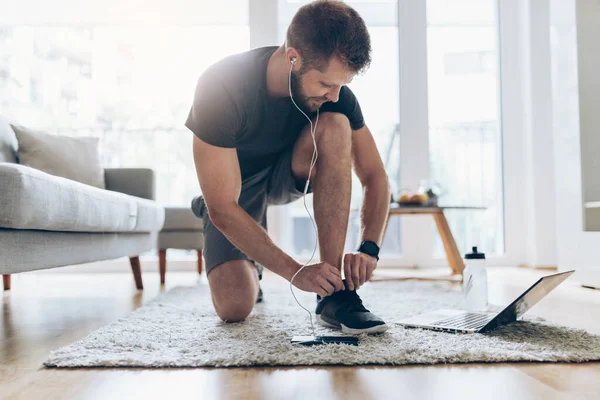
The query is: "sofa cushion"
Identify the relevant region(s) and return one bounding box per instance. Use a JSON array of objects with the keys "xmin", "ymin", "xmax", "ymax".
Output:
[
  {"xmin": 0, "ymin": 115, "xmax": 18, "ymax": 163},
  {"xmin": 12, "ymin": 124, "xmax": 106, "ymax": 189},
  {"xmin": 157, "ymin": 231, "xmax": 203, "ymax": 250},
  {"xmin": 136, "ymin": 197, "xmax": 167, "ymax": 232},
  {"xmin": 0, "ymin": 163, "xmax": 164, "ymax": 233},
  {"xmin": 161, "ymin": 207, "xmax": 203, "ymax": 231}
]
